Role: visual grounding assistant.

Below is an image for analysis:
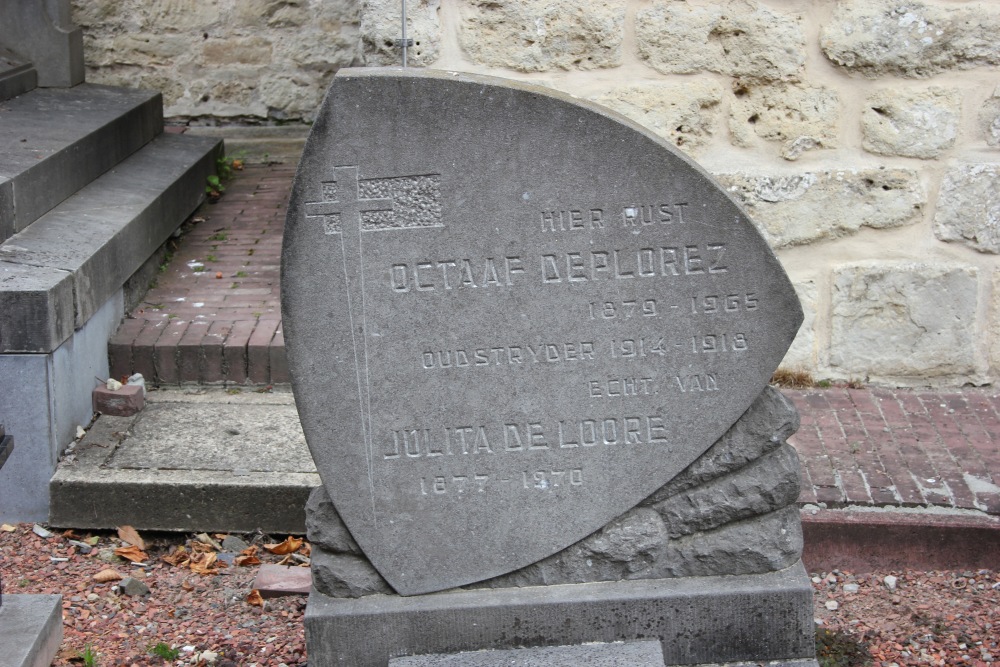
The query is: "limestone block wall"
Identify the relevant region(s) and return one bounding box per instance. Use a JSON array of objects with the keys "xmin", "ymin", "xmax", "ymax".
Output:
[{"xmin": 72, "ymin": 0, "xmax": 1000, "ymax": 387}]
